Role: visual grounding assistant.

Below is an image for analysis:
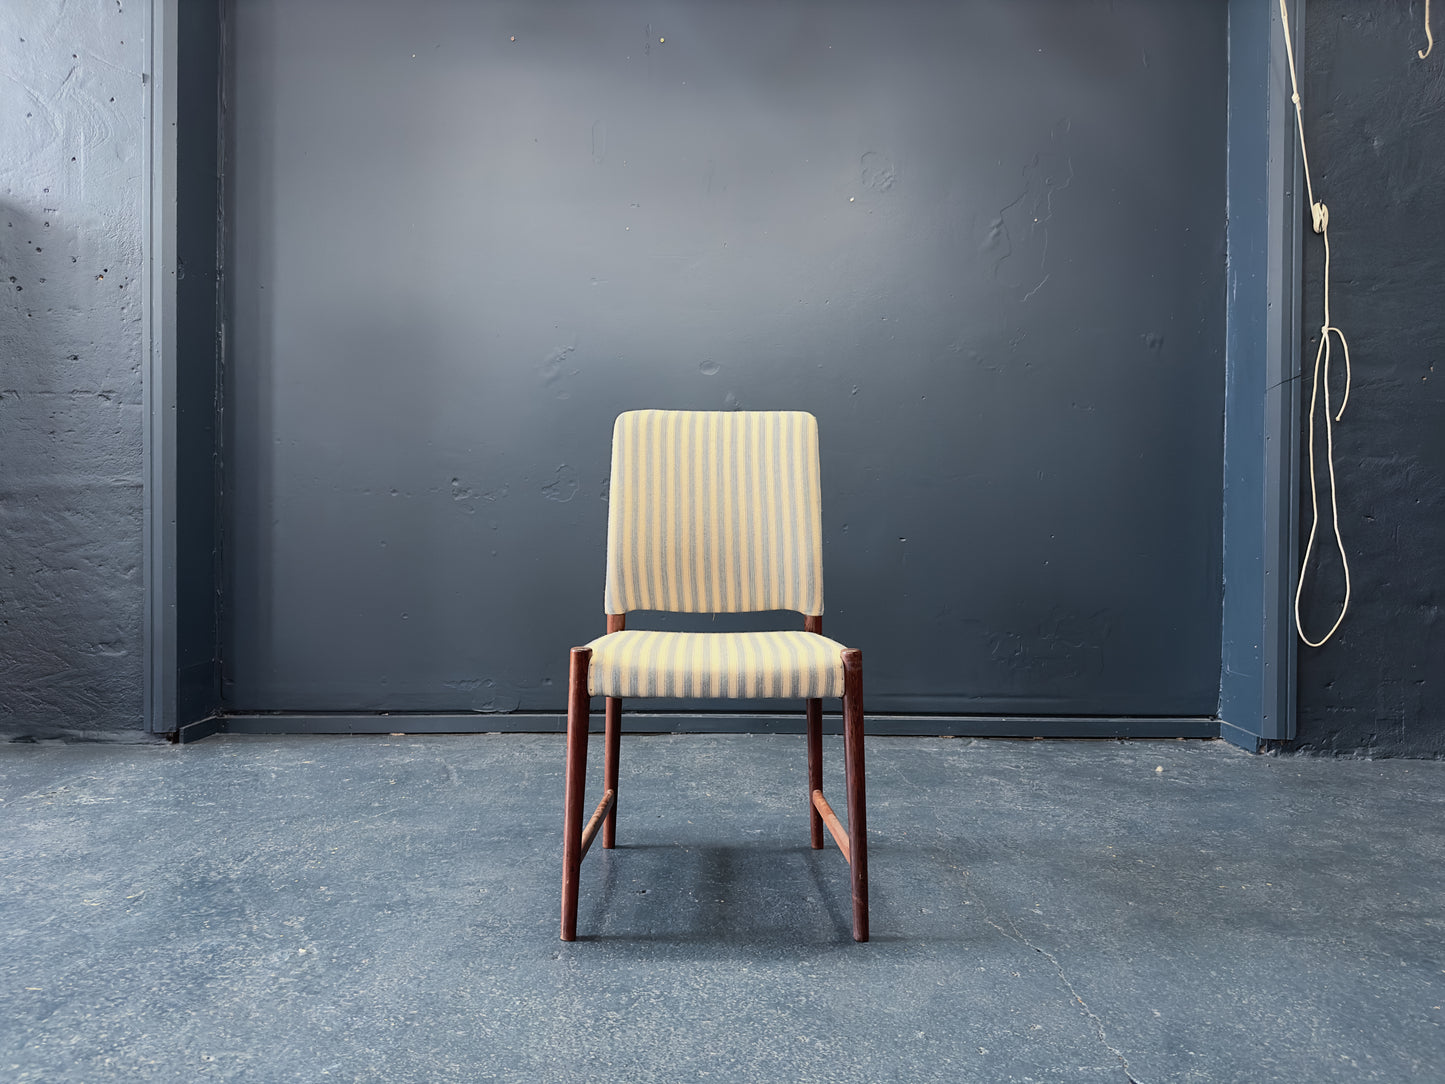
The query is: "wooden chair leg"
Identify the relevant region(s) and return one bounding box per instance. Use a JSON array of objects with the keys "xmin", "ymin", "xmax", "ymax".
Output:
[
  {"xmin": 806, "ymin": 698, "xmax": 823, "ymax": 849},
  {"xmin": 603, "ymin": 697, "xmax": 621, "ymax": 848},
  {"xmin": 842, "ymin": 649, "xmax": 869, "ymax": 943},
  {"xmin": 561, "ymin": 647, "xmax": 592, "ymax": 941}
]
